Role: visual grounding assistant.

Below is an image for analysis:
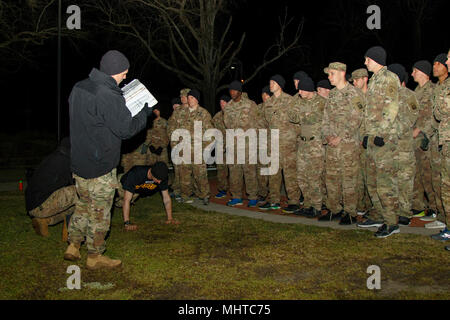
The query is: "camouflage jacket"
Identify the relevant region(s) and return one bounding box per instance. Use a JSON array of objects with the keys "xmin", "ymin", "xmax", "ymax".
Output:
[
  {"xmin": 433, "ymin": 77, "xmax": 450, "ymax": 144},
  {"xmin": 397, "ymin": 87, "xmax": 419, "ymax": 152},
  {"xmin": 322, "ymin": 82, "xmax": 364, "ymax": 143},
  {"xmin": 263, "ymin": 91, "xmax": 301, "ymax": 146},
  {"xmin": 414, "ymin": 80, "xmax": 436, "ymax": 138},
  {"xmin": 288, "ymin": 93, "xmax": 326, "ymax": 140},
  {"xmin": 167, "ymin": 105, "xmax": 187, "ymax": 147},
  {"xmin": 146, "ymin": 117, "xmax": 169, "ymax": 149},
  {"xmin": 181, "ymin": 105, "xmax": 213, "ymax": 149},
  {"xmin": 223, "ymin": 96, "xmax": 258, "ymax": 131},
  {"xmin": 364, "ymin": 66, "xmax": 401, "ymax": 137}
]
